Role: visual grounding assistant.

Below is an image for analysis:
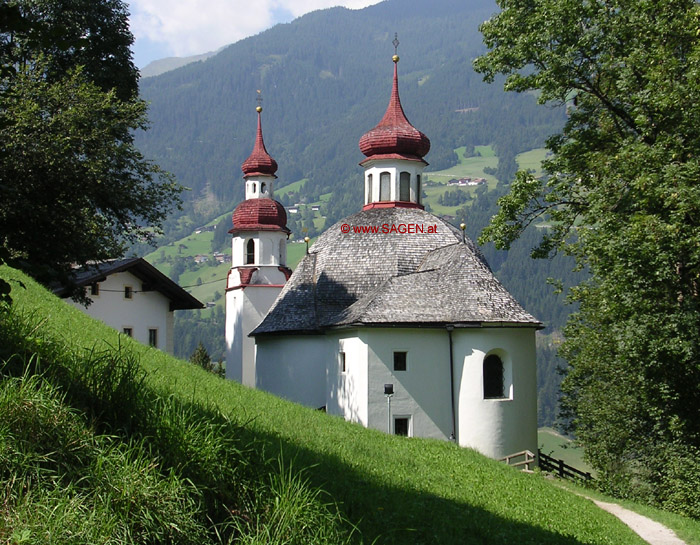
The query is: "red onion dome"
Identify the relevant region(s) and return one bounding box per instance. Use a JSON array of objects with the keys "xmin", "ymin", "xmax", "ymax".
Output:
[
  {"xmin": 230, "ymin": 198, "xmax": 290, "ymax": 233},
  {"xmin": 359, "ymin": 58, "xmax": 430, "ymax": 162},
  {"xmin": 241, "ymin": 107, "xmax": 278, "ymax": 177}
]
